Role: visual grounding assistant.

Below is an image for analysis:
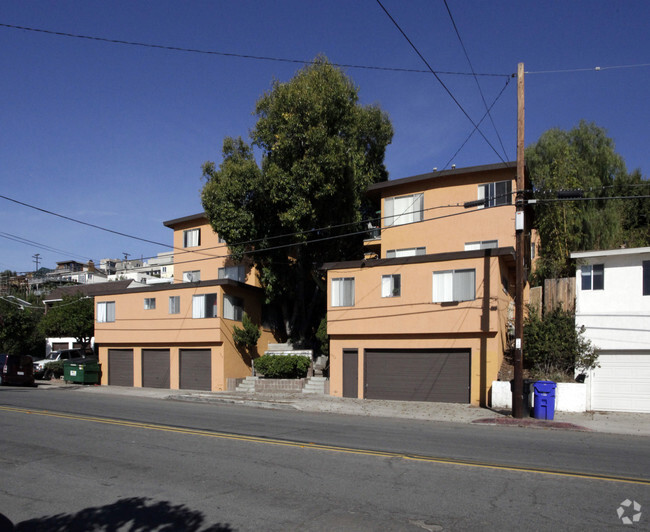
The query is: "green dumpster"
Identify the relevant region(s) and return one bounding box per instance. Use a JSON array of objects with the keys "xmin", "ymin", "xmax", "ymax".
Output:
[{"xmin": 64, "ymin": 361, "xmax": 101, "ymax": 384}]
